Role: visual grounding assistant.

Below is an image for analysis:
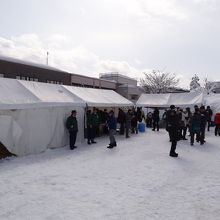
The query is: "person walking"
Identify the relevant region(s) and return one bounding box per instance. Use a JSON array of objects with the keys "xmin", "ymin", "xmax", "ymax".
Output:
[
  {"xmin": 107, "ymin": 110, "xmax": 117, "ymax": 148},
  {"xmin": 66, "ymin": 110, "xmax": 78, "ymax": 150},
  {"xmin": 166, "ymin": 105, "xmax": 179, "ymax": 157}
]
